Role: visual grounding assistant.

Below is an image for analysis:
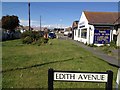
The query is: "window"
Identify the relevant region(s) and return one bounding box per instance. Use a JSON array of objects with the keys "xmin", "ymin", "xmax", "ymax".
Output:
[
  {"xmin": 81, "ymin": 29, "xmax": 87, "ymax": 39},
  {"xmin": 78, "ymin": 29, "xmax": 80, "ymax": 37},
  {"xmin": 75, "ymin": 29, "xmax": 76, "ymax": 36}
]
